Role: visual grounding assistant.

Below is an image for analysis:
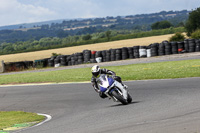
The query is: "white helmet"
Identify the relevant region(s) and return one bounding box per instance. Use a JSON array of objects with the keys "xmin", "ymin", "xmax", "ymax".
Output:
[{"xmin": 91, "ymin": 65, "xmax": 100, "ymax": 77}]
